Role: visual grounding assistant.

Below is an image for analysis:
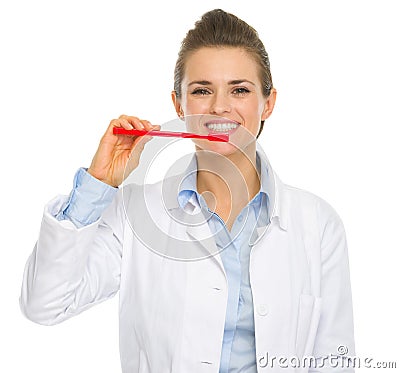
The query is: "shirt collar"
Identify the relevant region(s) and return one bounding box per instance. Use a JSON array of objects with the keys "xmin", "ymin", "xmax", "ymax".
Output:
[
  {"xmin": 176, "ymin": 155, "xmax": 199, "ymax": 212},
  {"xmin": 163, "ymin": 145, "xmax": 288, "ymax": 232},
  {"xmin": 177, "ymin": 150, "xmax": 270, "ymax": 211},
  {"xmin": 256, "ymin": 151, "xmax": 269, "ymax": 197}
]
